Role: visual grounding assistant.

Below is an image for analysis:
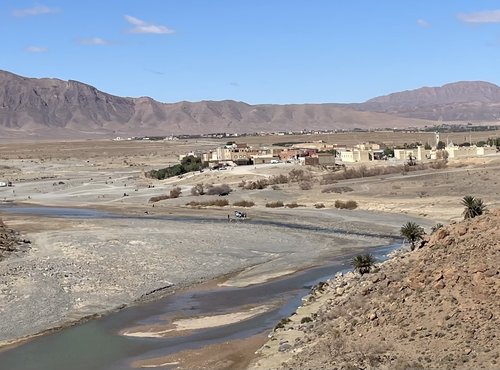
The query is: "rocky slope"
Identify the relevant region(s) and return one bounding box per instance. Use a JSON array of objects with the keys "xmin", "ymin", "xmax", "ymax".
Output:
[
  {"xmin": 354, "ymin": 81, "xmax": 500, "ymax": 121},
  {"xmin": 251, "ymin": 210, "xmax": 500, "ymax": 370},
  {"xmin": 0, "ymin": 219, "xmax": 27, "ymax": 261},
  {"xmin": 9, "ymin": 70, "xmax": 500, "ymax": 138}
]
